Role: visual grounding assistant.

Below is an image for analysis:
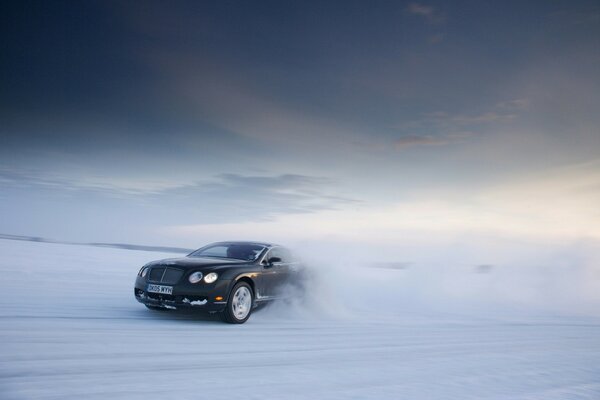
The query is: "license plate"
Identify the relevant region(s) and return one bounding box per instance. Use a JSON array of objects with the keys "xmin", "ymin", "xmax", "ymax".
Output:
[{"xmin": 147, "ymin": 284, "xmax": 173, "ymax": 295}]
